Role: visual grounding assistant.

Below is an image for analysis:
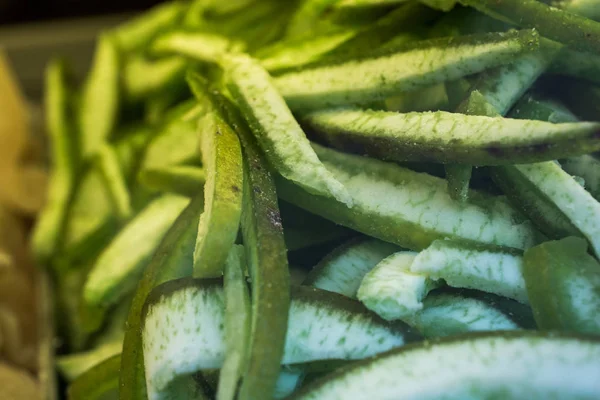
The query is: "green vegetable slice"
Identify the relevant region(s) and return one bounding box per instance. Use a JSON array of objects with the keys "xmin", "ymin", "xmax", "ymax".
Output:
[
  {"xmin": 78, "ymin": 34, "xmax": 120, "ymax": 159},
  {"xmin": 188, "ymin": 77, "xmax": 244, "ymax": 278},
  {"xmin": 523, "ymin": 237, "xmax": 600, "ymax": 335},
  {"xmin": 218, "ymin": 246, "xmax": 251, "ymax": 400},
  {"xmin": 550, "ymin": 47, "xmax": 600, "ymax": 85},
  {"xmin": 68, "ymin": 354, "xmax": 121, "ymax": 400},
  {"xmin": 459, "ymin": 0, "xmax": 600, "ymax": 54},
  {"xmin": 560, "ymin": 155, "xmax": 600, "ymax": 201},
  {"xmin": 289, "ymin": 332, "xmax": 600, "ymax": 399},
  {"xmin": 549, "ymin": 0, "xmax": 600, "ymax": 21},
  {"xmin": 304, "ymin": 108, "xmax": 600, "ymax": 165},
  {"xmin": 508, "ymin": 92, "xmax": 578, "ymax": 124},
  {"xmin": 84, "ymin": 194, "xmax": 189, "ymax": 310},
  {"xmin": 444, "ymin": 164, "xmax": 472, "ymax": 202},
  {"xmin": 334, "ymin": 0, "xmax": 410, "ymax": 8},
  {"xmin": 411, "ymin": 239, "xmax": 528, "ymax": 303},
  {"xmin": 58, "ymin": 341, "xmax": 122, "ymax": 383},
  {"xmin": 119, "ymin": 194, "xmax": 204, "ymax": 400},
  {"xmin": 150, "ymin": 31, "xmax": 243, "ymax": 62},
  {"xmin": 32, "ymin": 59, "xmax": 77, "ymax": 264},
  {"xmin": 138, "ymin": 165, "xmax": 206, "ymax": 197},
  {"xmin": 278, "ymin": 143, "xmax": 539, "ymax": 251},
  {"xmin": 420, "ymin": 0, "xmax": 457, "ymax": 11},
  {"xmin": 357, "ymin": 252, "xmax": 442, "ymax": 320},
  {"xmin": 94, "ymin": 143, "xmax": 132, "ymax": 220},
  {"xmin": 406, "ymin": 289, "xmax": 532, "ymax": 338},
  {"xmin": 122, "ymin": 56, "xmax": 187, "ymax": 102},
  {"xmin": 142, "ymin": 279, "xmax": 418, "ymax": 400},
  {"xmin": 223, "ymin": 53, "xmax": 352, "ymax": 206},
  {"xmin": 274, "ymin": 30, "xmax": 539, "ymax": 111},
  {"xmin": 111, "ymin": 1, "xmax": 186, "ymax": 52},
  {"xmin": 304, "ymin": 237, "xmax": 400, "ymax": 297}
]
